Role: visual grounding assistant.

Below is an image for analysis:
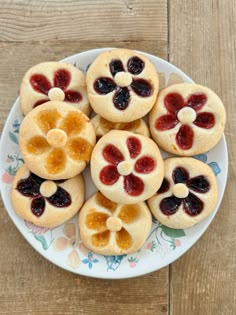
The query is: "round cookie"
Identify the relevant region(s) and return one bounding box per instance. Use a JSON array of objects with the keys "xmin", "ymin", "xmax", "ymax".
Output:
[
  {"xmin": 11, "ymin": 164, "xmax": 84, "ymax": 228},
  {"xmin": 90, "ymin": 130, "xmax": 164, "ymax": 204},
  {"xmin": 91, "ymin": 115, "xmax": 150, "ymax": 139},
  {"xmin": 148, "ymin": 157, "xmax": 218, "ymax": 229},
  {"xmin": 19, "ymin": 101, "xmax": 96, "ymax": 180},
  {"xmin": 149, "ymin": 83, "xmax": 226, "ymax": 156},
  {"xmin": 86, "ymin": 49, "xmax": 159, "ymax": 122},
  {"xmin": 78, "ymin": 192, "xmax": 152, "ymax": 255},
  {"xmin": 20, "ymin": 62, "xmax": 90, "ymax": 116}
]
